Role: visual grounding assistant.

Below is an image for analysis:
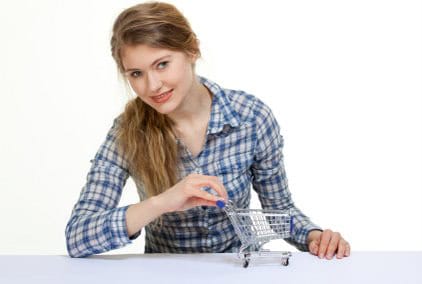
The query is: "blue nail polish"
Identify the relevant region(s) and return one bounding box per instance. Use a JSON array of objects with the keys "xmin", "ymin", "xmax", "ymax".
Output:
[{"xmin": 216, "ymin": 200, "xmax": 225, "ymax": 208}]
